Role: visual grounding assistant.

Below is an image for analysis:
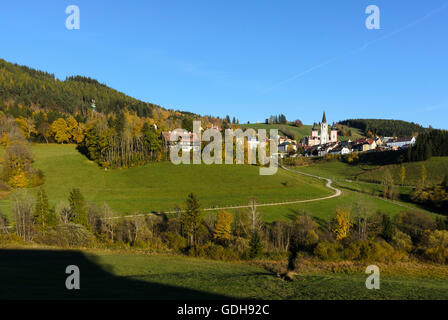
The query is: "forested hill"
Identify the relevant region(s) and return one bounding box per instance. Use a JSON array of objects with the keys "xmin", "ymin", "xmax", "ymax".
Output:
[
  {"xmin": 339, "ymin": 119, "xmax": 428, "ymax": 137},
  {"xmin": 0, "ymin": 58, "xmax": 194, "ymax": 119}
]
